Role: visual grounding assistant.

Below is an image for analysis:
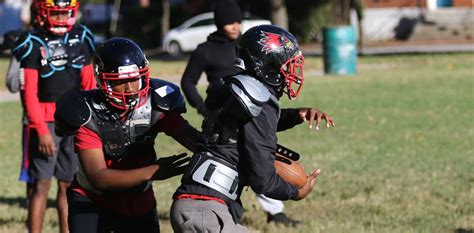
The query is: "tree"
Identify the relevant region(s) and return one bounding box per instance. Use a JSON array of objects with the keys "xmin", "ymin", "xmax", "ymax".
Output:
[
  {"xmin": 331, "ymin": 0, "xmax": 351, "ymax": 25},
  {"xmin": 160, "ymin": 0, "xmax": 170, "ymax": 39},
  {"xmin": 270, "ymin": 0, "xmax": 288, "ymax": 30}
]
